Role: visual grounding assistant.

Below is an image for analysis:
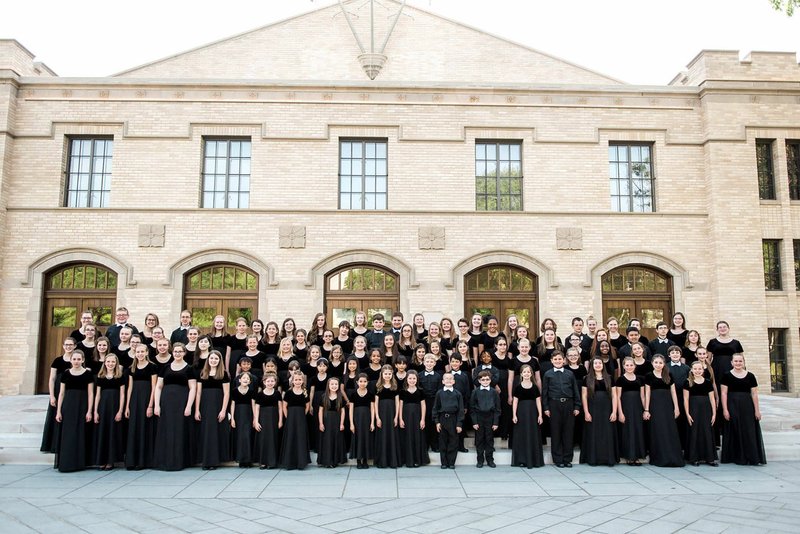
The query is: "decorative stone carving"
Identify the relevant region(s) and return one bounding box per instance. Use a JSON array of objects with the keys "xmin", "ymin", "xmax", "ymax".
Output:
[
  {"xmin": 419, "ymin": 227, "xmax": 445, "ymax": 250},
  {"xmin": 279, "ymin": 225, "xmax": 306, "ymax": 249},
  {"xmin": 556, "ymin": 227, "xmax": 582, "ymax": 250},
  {"xmin": 138, "ymin": 224, "xmax": 165, "ymax": 248}
]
